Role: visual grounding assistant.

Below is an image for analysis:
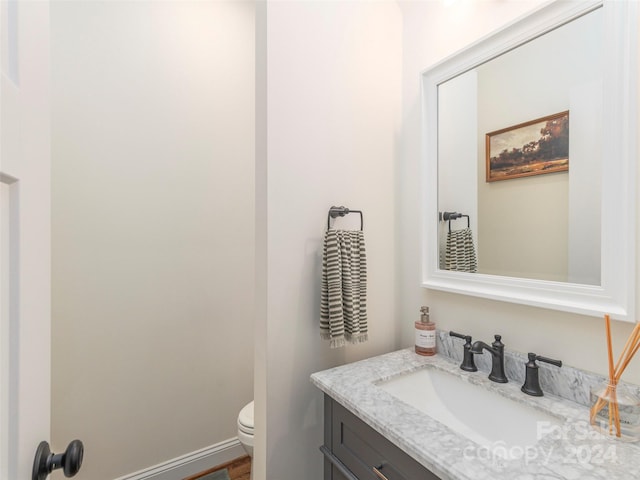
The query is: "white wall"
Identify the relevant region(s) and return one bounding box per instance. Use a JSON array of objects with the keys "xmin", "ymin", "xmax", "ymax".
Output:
[
  {"xmin": 475, "ymin": 8, "xmax": 602, "ymax": 282},
  {"xmin": 437, "ymin": 72, "xmax": 478, "ymax": 268},
  {"xmin": 567, "ymin": 79, "xmax": 602, "ymax": 285},
  {"xmin": 399, "ymin": 0, "xmax": 640, "ymax": 393},
  {"xmin": 256, "ymin": 1, "xmax": 402, "ymax": 478},
  {"xmin": 50, "ymin": 2, "xmax": 255, "ymax": 478},
  {"xmin": 45, "ymin": 3, "xmax": 640, "ymax": 480}
]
